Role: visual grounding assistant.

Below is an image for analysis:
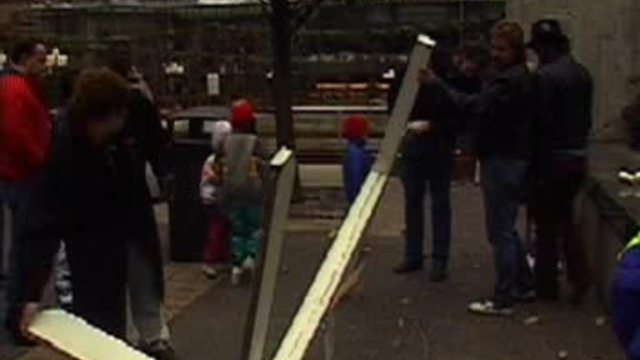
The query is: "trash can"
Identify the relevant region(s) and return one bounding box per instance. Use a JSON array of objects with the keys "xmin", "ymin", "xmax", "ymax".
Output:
[{"xmin": 167, "ymin": 106, "xmax": 230, "ymax": 262}]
